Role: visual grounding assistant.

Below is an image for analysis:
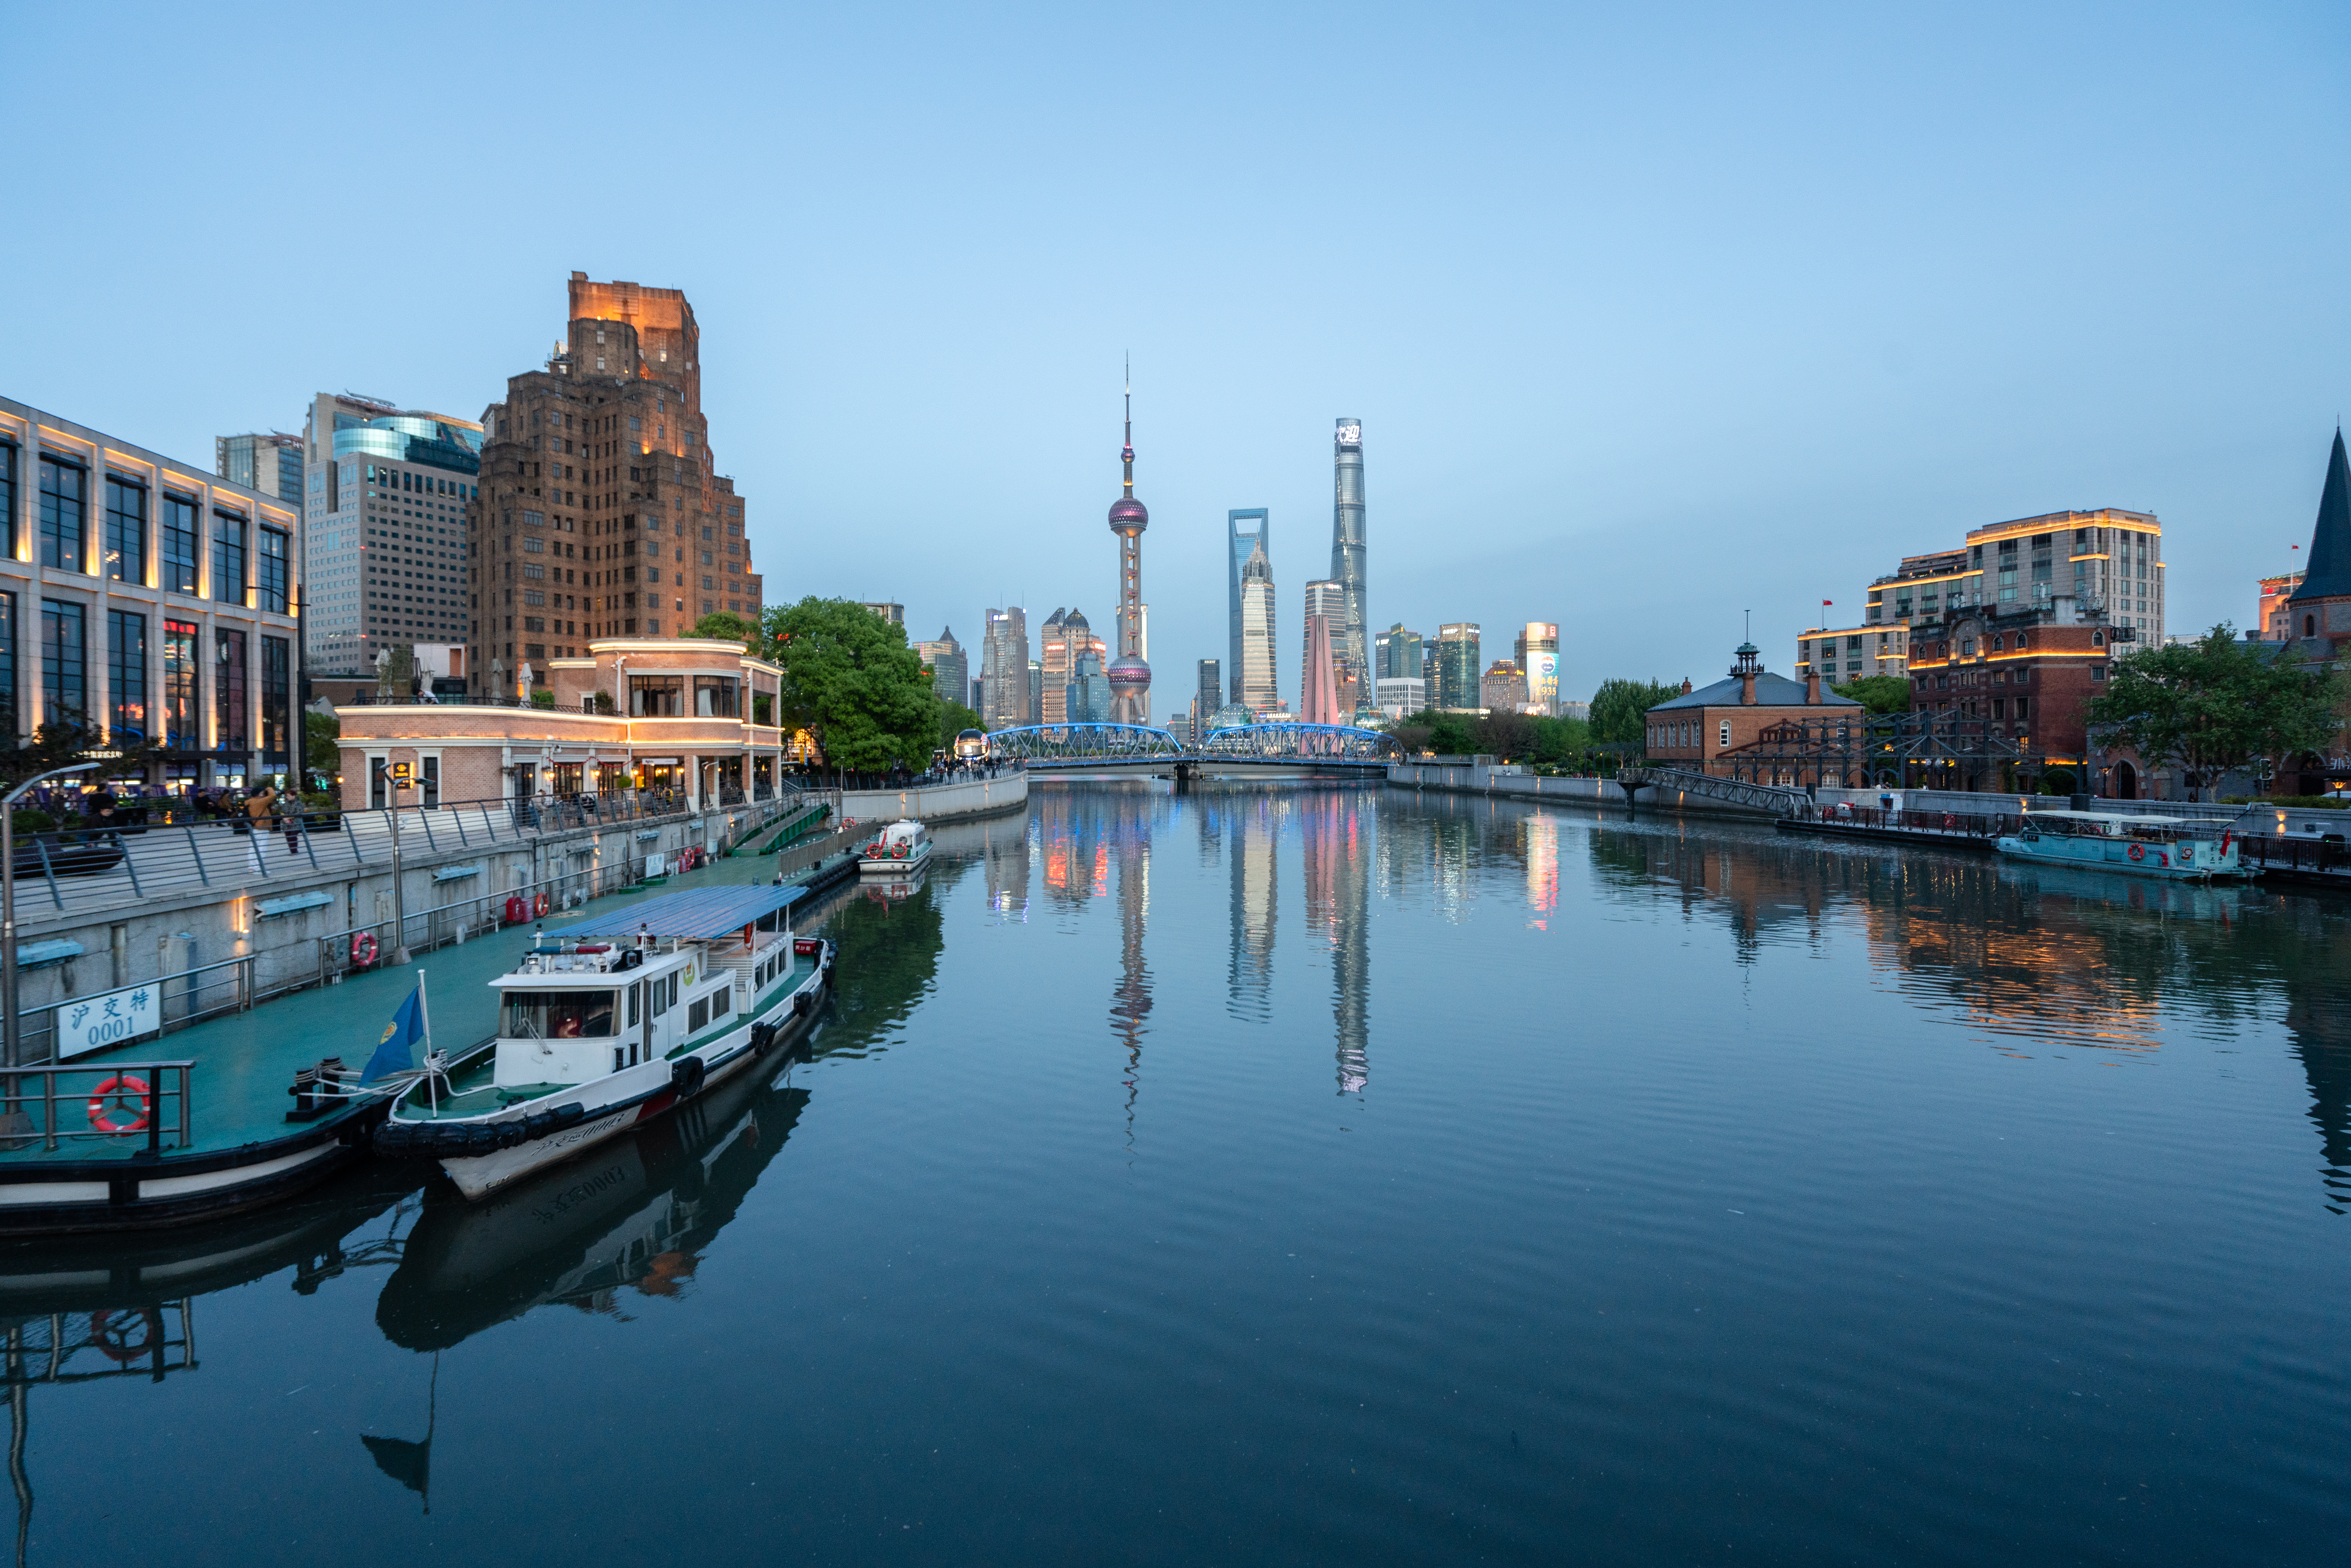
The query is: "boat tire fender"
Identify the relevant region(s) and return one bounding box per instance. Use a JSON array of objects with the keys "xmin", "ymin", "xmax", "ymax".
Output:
[
  {"xmin": 671, "ymin": 1056, "xmax": 707, "ymax": 1097},
  {"xmin": 792, "ymin": 990, "xmax": 815, "ymax": 1018}
]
